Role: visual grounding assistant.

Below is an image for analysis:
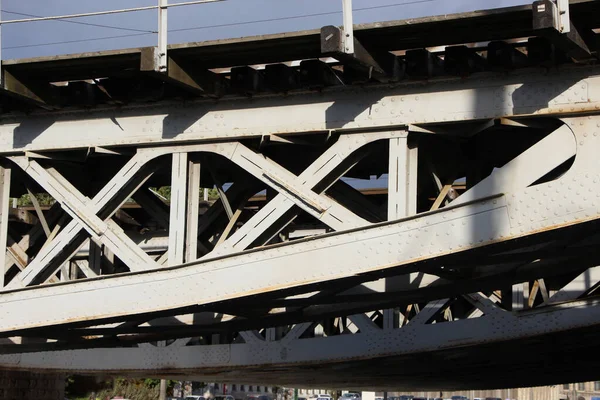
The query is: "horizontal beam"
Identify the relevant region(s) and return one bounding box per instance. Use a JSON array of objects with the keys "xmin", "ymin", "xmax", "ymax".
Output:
[
  {"xmin": 0, "ymin": 196, "xmax": 508, "ymax": 331},
  {"xmin": 321, "ymin": 25, "xmax": 387, "ymax": 82},
  {"xmin": 0, "ymin": 66, "xmax": 597, "ymax": 153},
  {"xmin": 0, "ymin": 113, "xmax": 598, "ymax": 332},
  {"xmin": 1, "ymin": 297, "xmax": 600, "ymax": 374},
  {"xmin": 140, "ymin": 48, "xmax": 227, "ymax": 97},
  {"xmin": 1, "ymin": 69, "xmax": 59, "ymax": 110}
]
